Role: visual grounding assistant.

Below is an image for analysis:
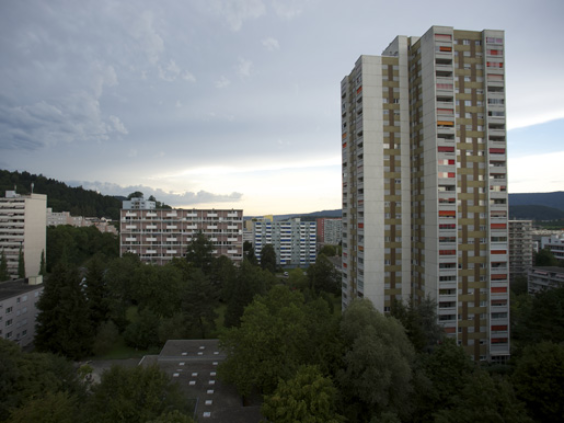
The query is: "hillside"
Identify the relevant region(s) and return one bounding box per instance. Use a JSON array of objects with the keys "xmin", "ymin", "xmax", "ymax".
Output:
[
  {"xmin": 0, "ymin": 170, "xmax": 122, "ymax": 220},
  {"xmin": 509, "ymin": 192, "xmax": 564, "ymax": 211},
  {"xmin": 509, "ymin": 205, "xmax": 564, "ymax": 221}
]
